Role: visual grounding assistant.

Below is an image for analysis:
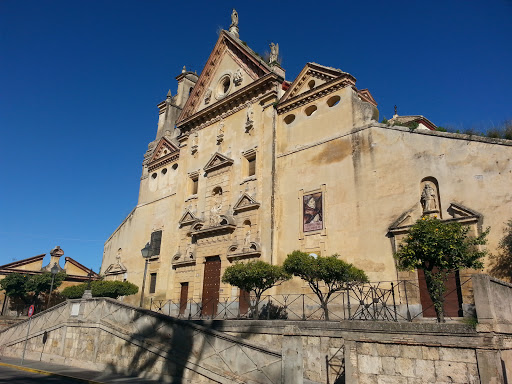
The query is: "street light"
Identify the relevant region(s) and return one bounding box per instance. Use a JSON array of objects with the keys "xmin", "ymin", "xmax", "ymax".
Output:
[
  {"xmin": 139, "ymin": 242, "xmax": 152, "ymax": 308},
  {"xmin": 47, "ymin": 263, "xmax": 59, "ymax": 310}
]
